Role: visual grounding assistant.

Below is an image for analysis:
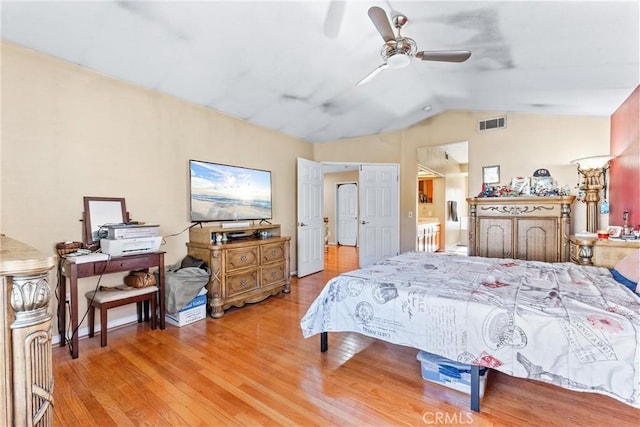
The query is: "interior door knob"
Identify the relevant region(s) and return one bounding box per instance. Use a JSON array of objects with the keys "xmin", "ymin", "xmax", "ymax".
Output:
[{"xmin": 361, "ymin": 220, "xmax": 370, "ymax": 225}]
